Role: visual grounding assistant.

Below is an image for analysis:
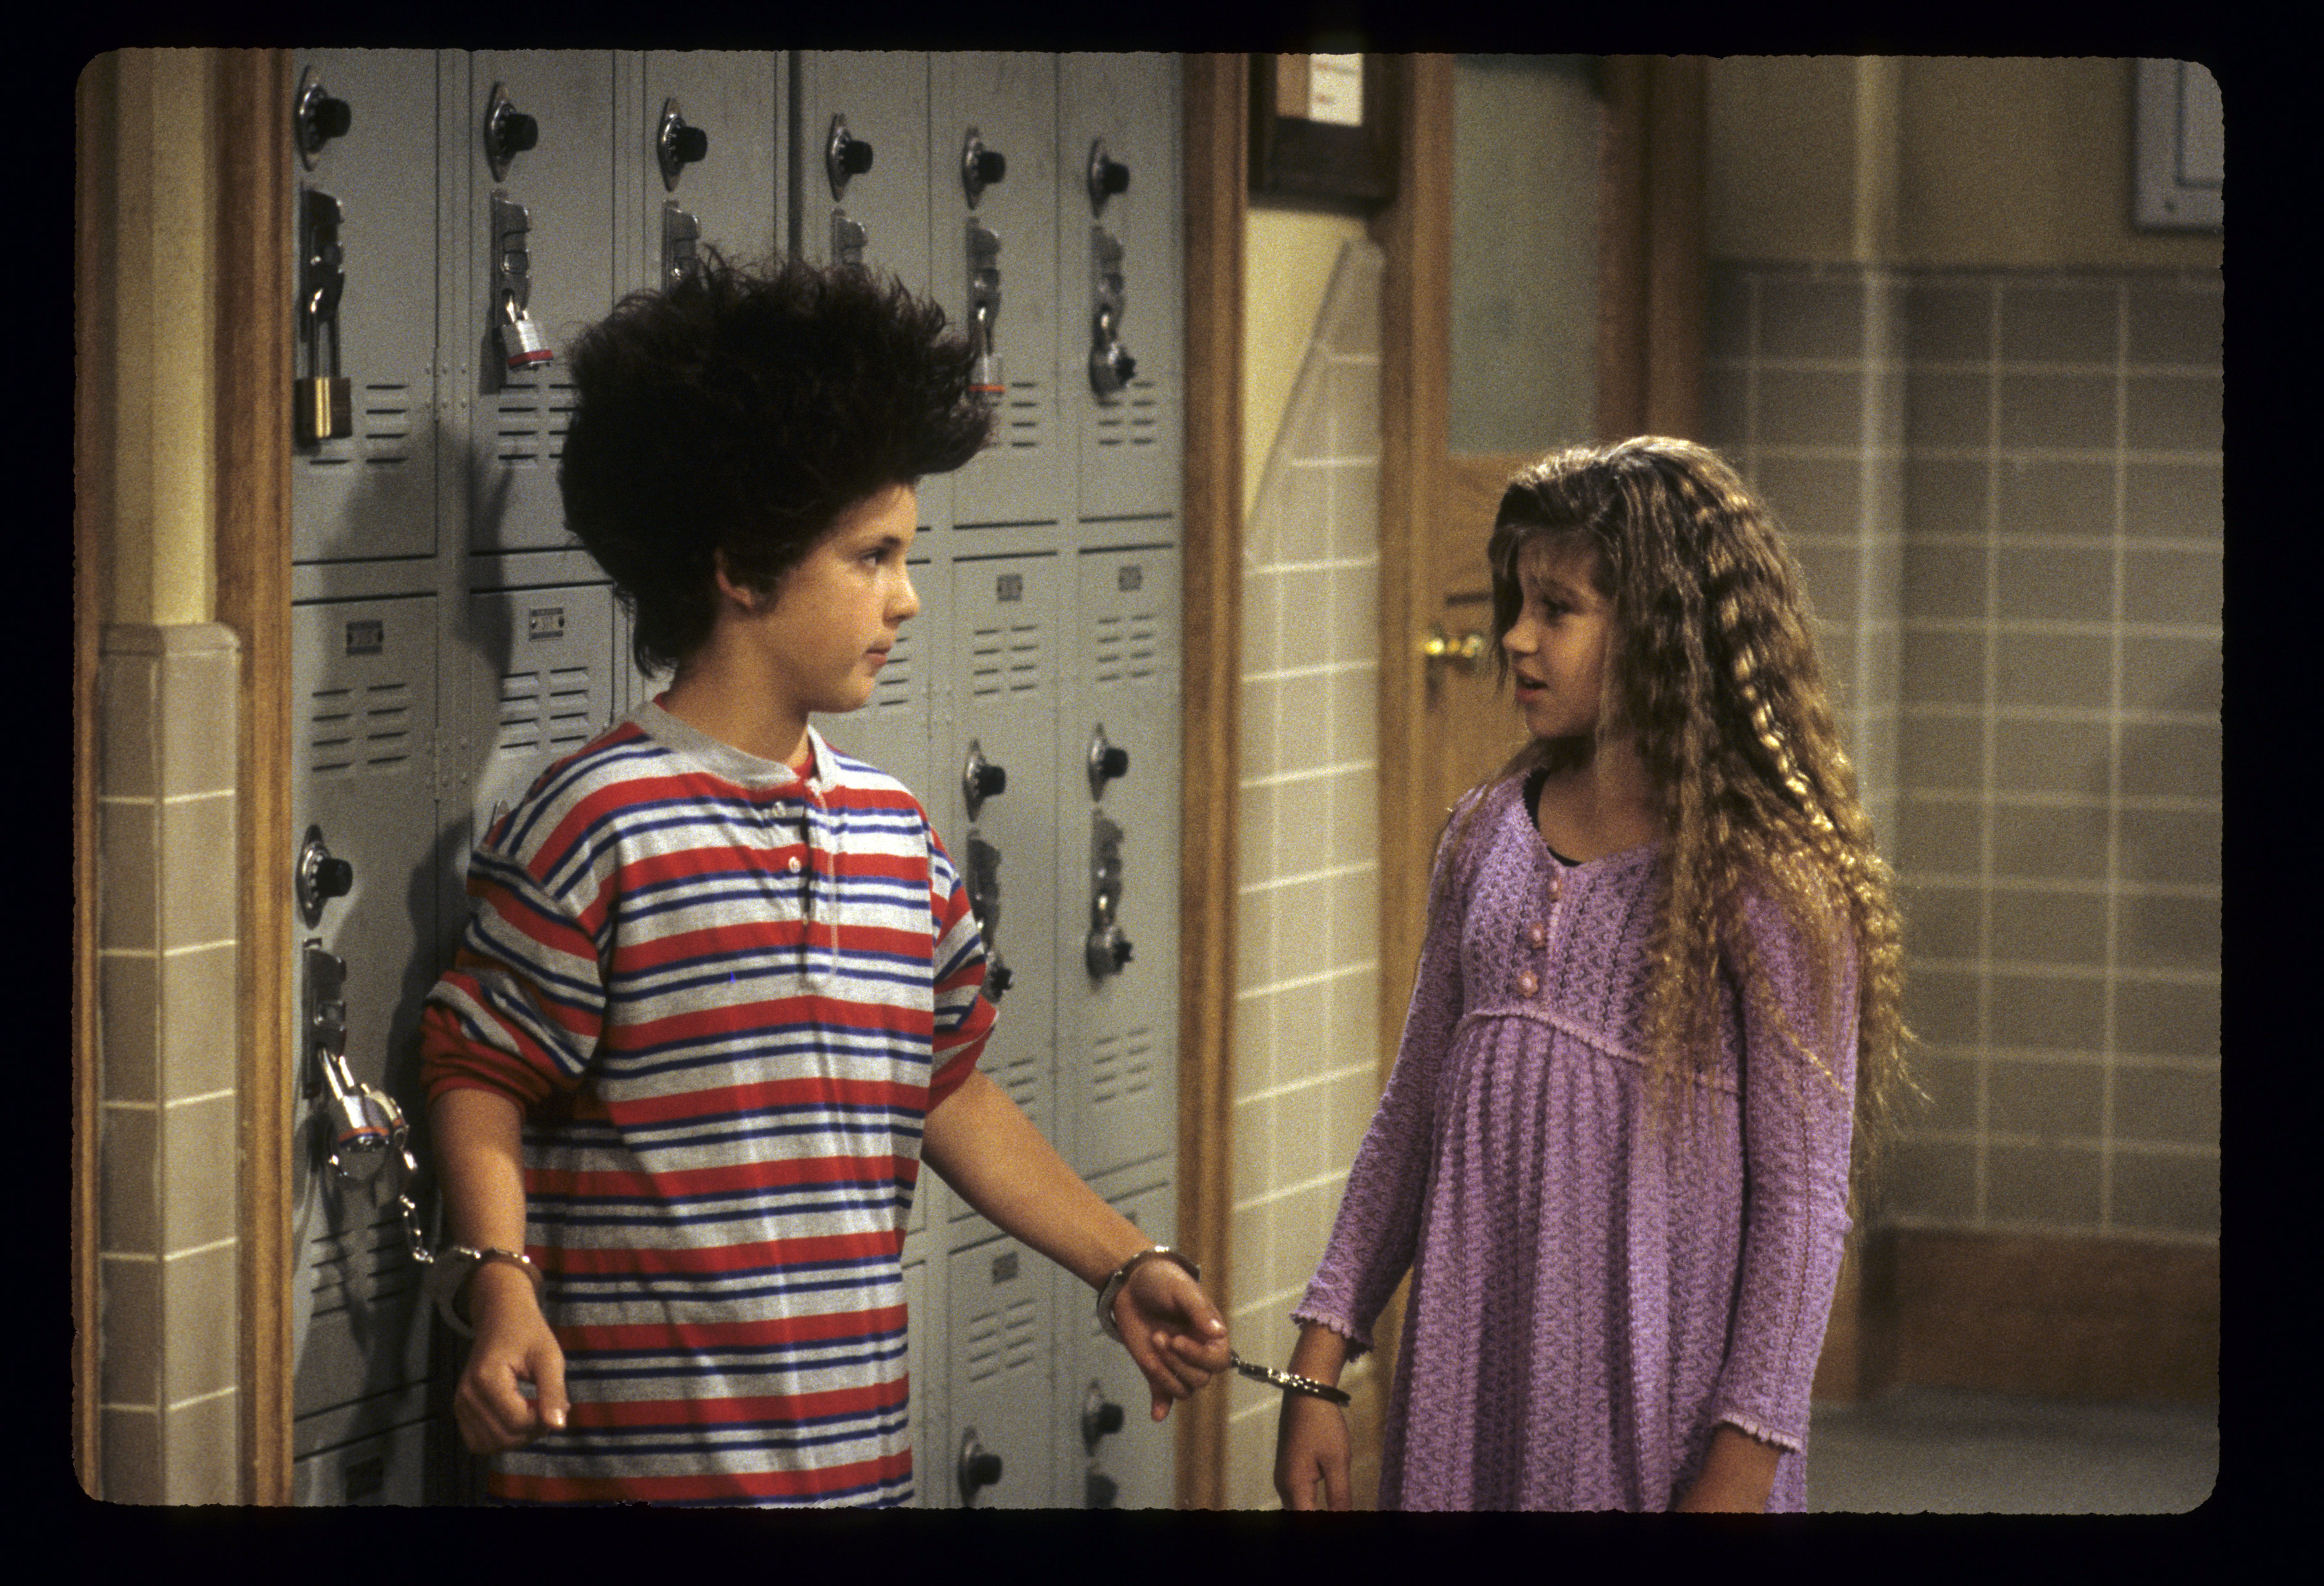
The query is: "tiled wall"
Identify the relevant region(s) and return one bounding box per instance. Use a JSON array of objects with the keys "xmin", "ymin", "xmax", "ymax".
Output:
[
  {"xmin": 94, "ymin": 622, "xmax": 244, "ymax": 1503},
  {"xmin": 1225, "ymin": 240, "xmax": 1388, "ymax": 1508},
  {"xmin": 1704, "ymin": 262, "xmax": 2223, "ymax": 1246}
]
